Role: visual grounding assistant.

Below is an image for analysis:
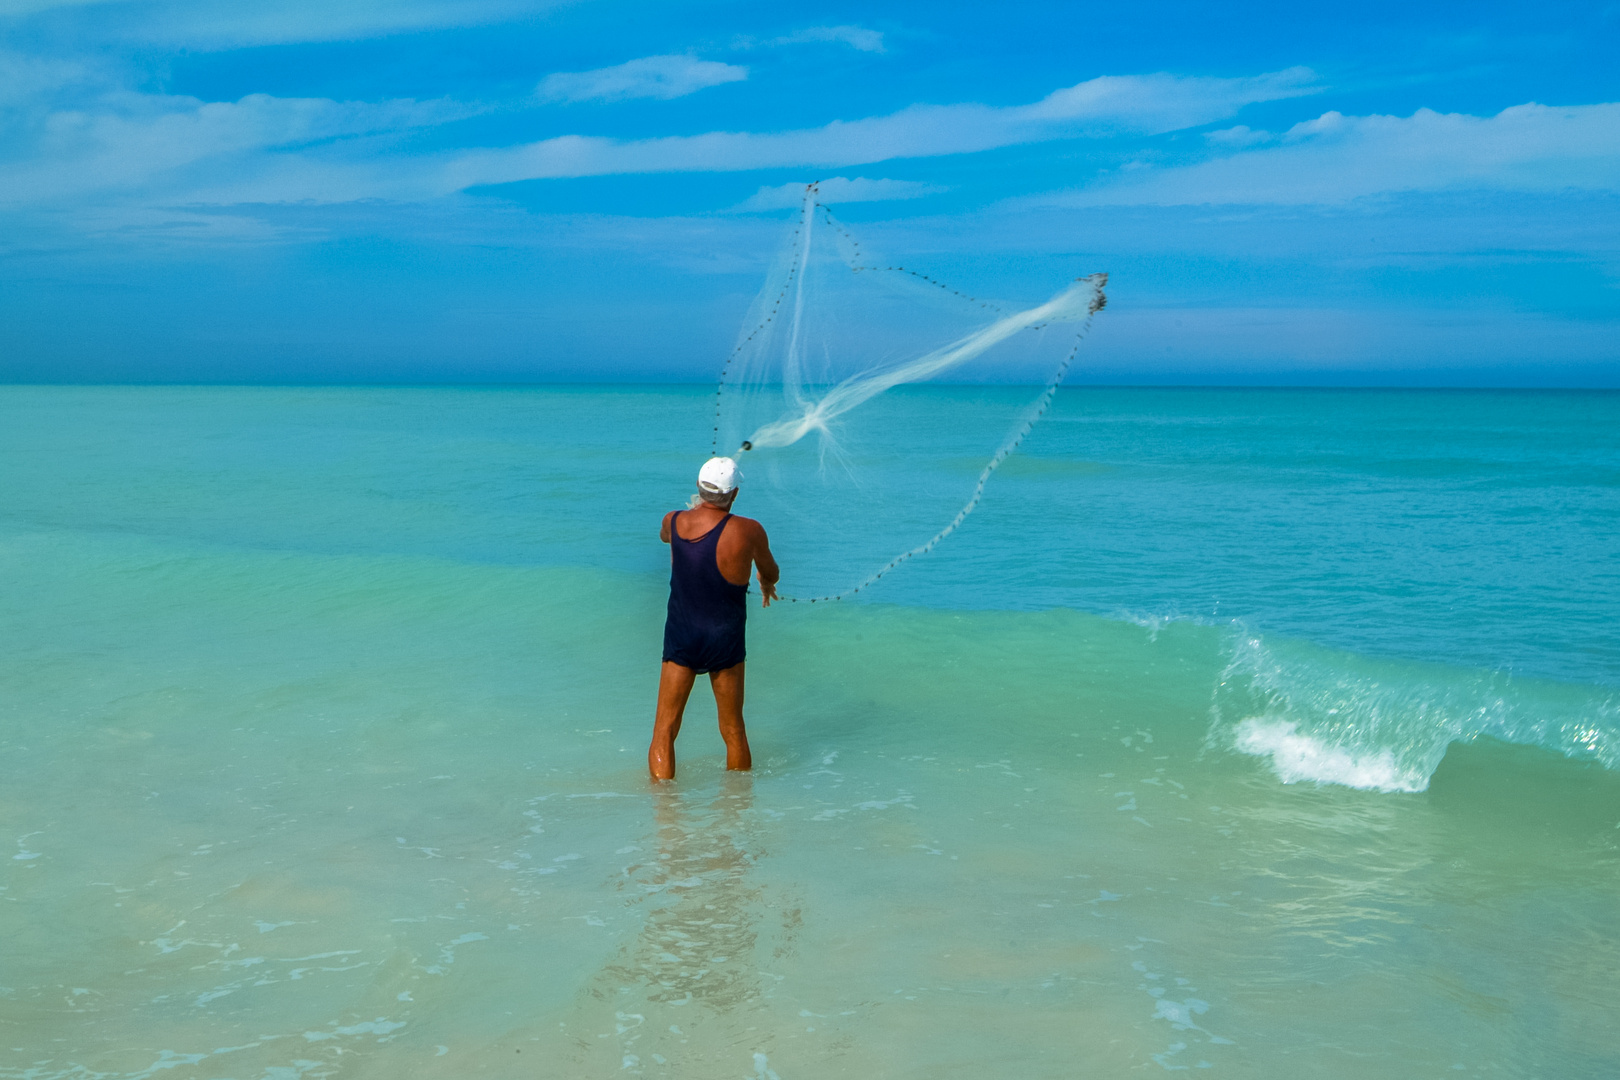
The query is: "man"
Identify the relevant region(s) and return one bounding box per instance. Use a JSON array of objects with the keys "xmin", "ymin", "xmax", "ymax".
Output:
[{"xmin": 648, "ymin": 456, "xmax": 780, "ymax": 781}]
